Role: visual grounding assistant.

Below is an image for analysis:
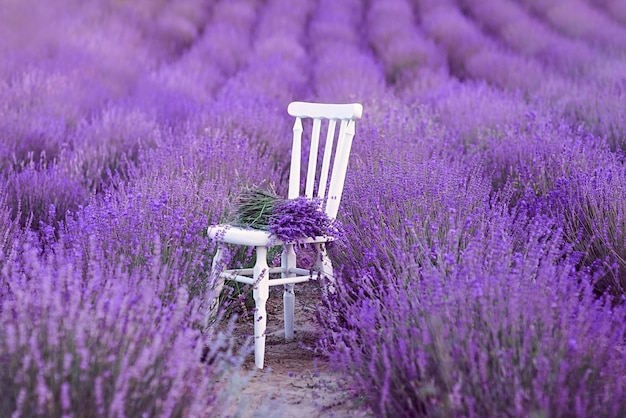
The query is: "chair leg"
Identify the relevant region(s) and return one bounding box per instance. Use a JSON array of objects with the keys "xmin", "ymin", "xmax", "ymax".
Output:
[
  {"xmin": 314, "ymin": 243, "xmax": 335, "ymax": 294},
  {"xmin": 253, "ymin": 246, "xmax": 270, "ymax": 369},
  {"xmin": 282, "ymin": 244, "xmax": 296, "ymax": 340},
  {"xmin": 204, "ymin": 243, "xmax": 226, "ymax": 329}
]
